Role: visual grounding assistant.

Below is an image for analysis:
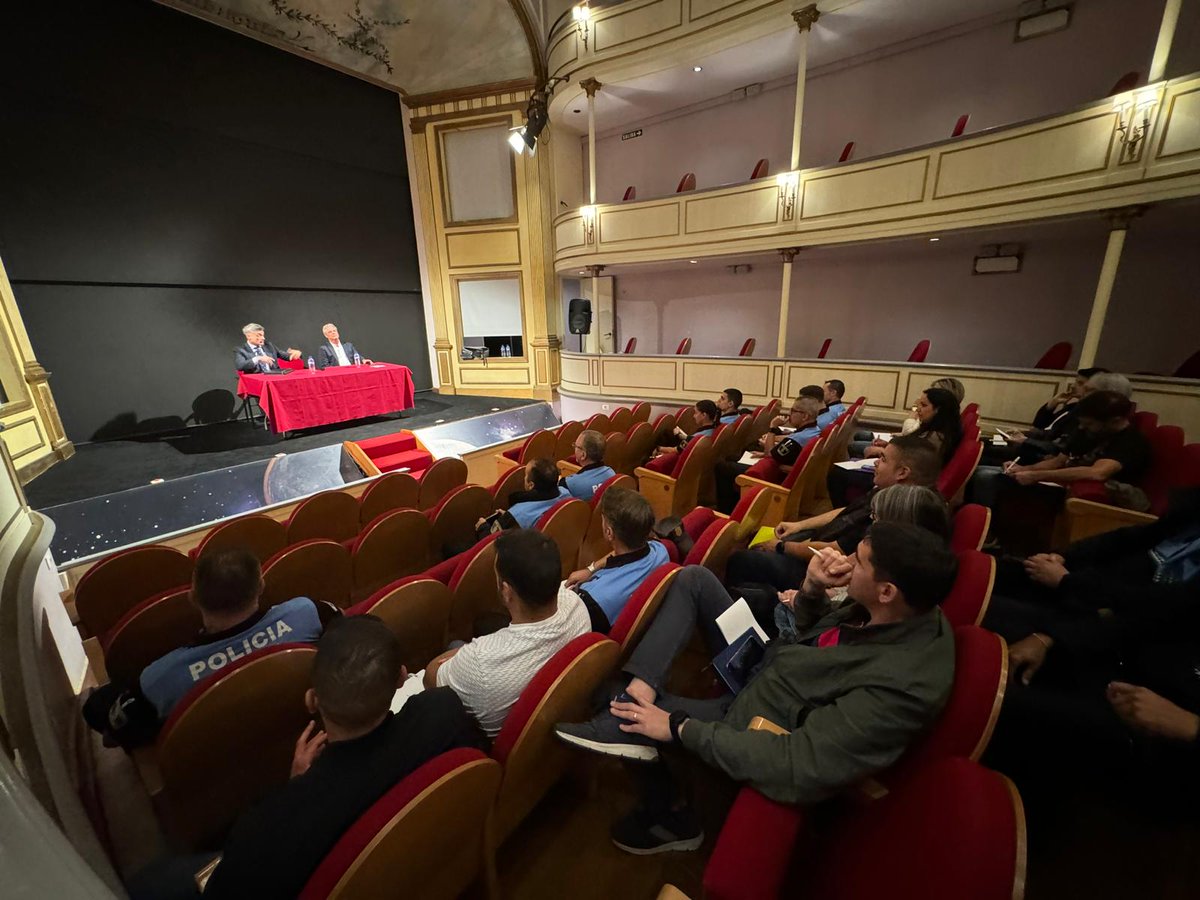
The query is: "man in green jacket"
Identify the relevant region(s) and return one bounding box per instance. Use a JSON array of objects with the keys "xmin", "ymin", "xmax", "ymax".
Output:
[{"xmin": 555, "ymin": 521, "xmax": 957, "ymax": 854}]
